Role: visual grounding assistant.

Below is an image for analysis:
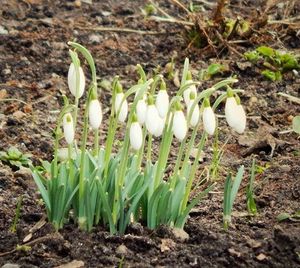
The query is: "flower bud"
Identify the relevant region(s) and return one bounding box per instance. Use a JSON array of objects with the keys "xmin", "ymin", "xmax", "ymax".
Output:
[
  {"xmin": 63, "ymin": 113, "xmax": 75, "ymax": 144},
  {"xmin": 89, "ymin": 99, "xmax": 102, "ymax": 129},
  {"xmin": 172, "ymin": 103, "xmax": 187, "ymax": 141},
  {"xmin": 136, "ymin": 98, "xmax": 147, "ymax": 125},
  {"xmin": 225, "ymin": 96, "xmax": 237, "ymax": 128},
  {"xmin": 187, "ymin": 92, "xmax": 200, "ymax": 127},
  {"xmin": 115, "ymin": 91, "xmax": 128, "ymax": 123},
  {"xmin": 155, "ymin": 81, "xmax": 169, "ymax": 118},
  {"xmin": 233, "ymin": 104, "xmax": 246, "ymax": 134},
  {"xmin": 67, "ymin": 63, "xmax": 85, "ymax": 98},
  {"xmin": 145, "ymin": 104, "xmax": 160, "ymax": 135},
  {"xmin": 130, "ymin": 117, "xmax": 143, "ymax": 150}
]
